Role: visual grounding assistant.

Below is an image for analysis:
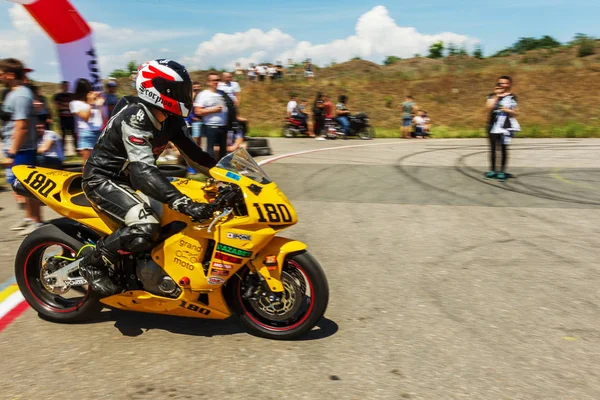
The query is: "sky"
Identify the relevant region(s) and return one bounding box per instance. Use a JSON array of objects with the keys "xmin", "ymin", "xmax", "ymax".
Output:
[{"xmin": 0, "ymin": 0, "xmax": 598, "ymax": 83}]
